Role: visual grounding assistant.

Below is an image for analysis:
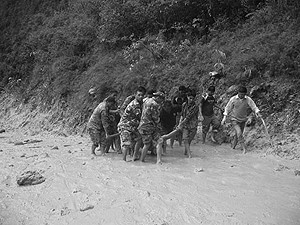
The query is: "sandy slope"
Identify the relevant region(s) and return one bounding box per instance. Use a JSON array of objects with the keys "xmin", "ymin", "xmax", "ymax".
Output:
[{"xmin": 0, "ymin": 131, "xmax": 299, "ymax": 225}]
